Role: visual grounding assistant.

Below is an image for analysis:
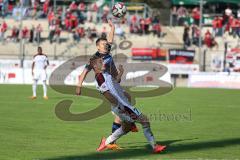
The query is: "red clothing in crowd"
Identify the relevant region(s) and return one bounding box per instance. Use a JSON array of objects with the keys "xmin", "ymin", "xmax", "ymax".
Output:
[
  {"xmin": 145, "ymin": 18, "xmax": 152, "ymax": 25},
  {"xmin": 204, "ymin": 30, "xmax": 213, "ymax": 47},
  {"xmin": 92, "ymin": 3, "xmax": 98, "ymax": 12},
  {"xmin": 78, "ymin": 2, "xmax": 86, "ymax": 12},
  {"xmin": 48, "ymin": 11, "xmax": 54, "ymax": 24},
  {"xmin": 131, "ymin": 15, "xmax": 137, "ymax": 24},
  {"xmin": 70, "ymin": 14, "xmax": 78, "ymax": 28},
  {"xmin": 140, "ymin": 18, "xmax": 145, "ymax": 31},
  {"xmin": 21, "ymin": 27, "xmax": 29, "ymax": 38},
  {"xmin": 1, "ymin": 21, "xmax": 7, "ymax": 33},
  {"xmin": 212, "ymin": 17, "xmax": 223, "ymax": 29},
  {"xmin": 69, "ymin": 2, "xmax": 78, "ymax": 11},
  {"xmin": 77, "ymin": 27, "xmax": 85, "ymax": 37},
  {"xmin": 153, "ymin": 23, "xmax": 161, "ymax": 33},
  {"xmin": 192, "ymin": 8, "xmax": 200, "ymax": 20},
  {"xmin": 230, "ymin": 18, "xmax": 240, "ymax": 28},
  {"xmin": 43, "ymin": 0, "xmax": 50, "ymax": 14}
]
